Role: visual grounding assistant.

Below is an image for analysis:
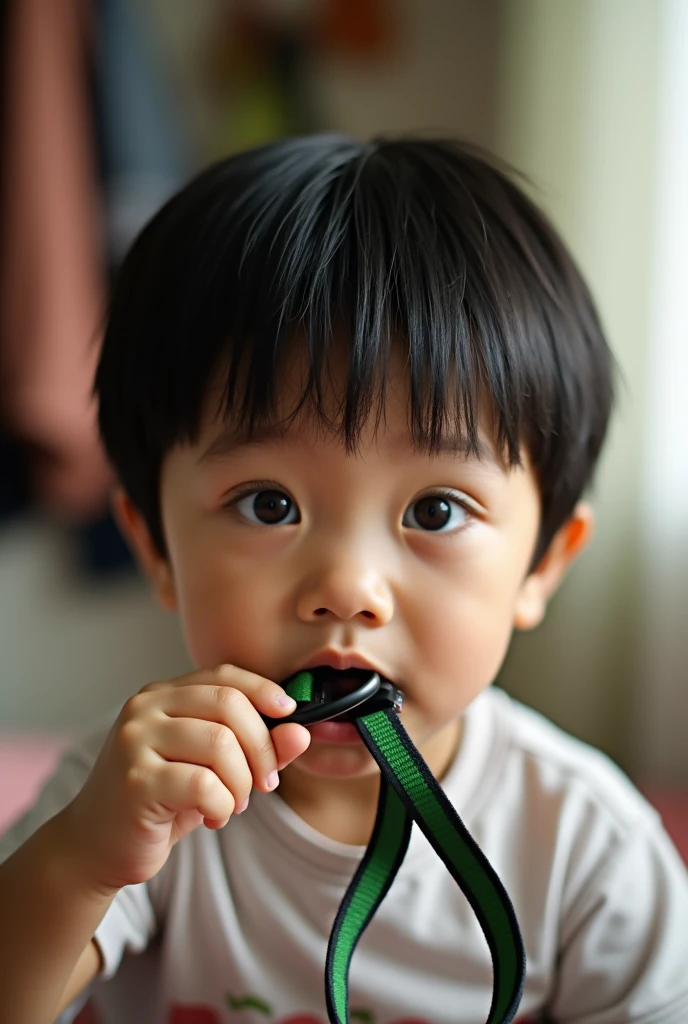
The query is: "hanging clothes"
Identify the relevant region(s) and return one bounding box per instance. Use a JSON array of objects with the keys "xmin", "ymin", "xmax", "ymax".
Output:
[
  {"xmin": 0, "ymin": 0, "xmax": 191, "ymax": 575},
  {"xmin": 0, "ymin": 0, "xmax": 110, "ymax": 522}
]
